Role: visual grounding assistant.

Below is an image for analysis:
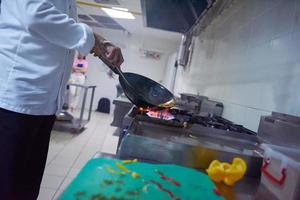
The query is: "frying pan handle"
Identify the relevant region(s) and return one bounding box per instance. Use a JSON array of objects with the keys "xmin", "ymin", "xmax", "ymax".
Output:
[
  {"xmin": 98, "ymin": 55, "xmax": 120, "ymax": 75},
  {"xmin": 98, "ymin": 55, "xmax": 131, "ymax": 88}
]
